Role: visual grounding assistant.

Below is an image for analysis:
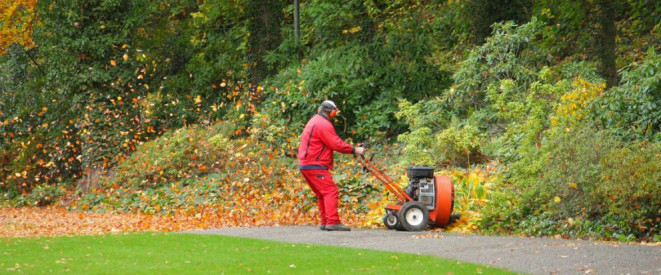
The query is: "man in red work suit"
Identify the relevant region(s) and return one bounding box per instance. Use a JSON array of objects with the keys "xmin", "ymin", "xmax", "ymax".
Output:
[{"xmin": 298, "ymin": 100, "xmax": 365, "ymax": 231}]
